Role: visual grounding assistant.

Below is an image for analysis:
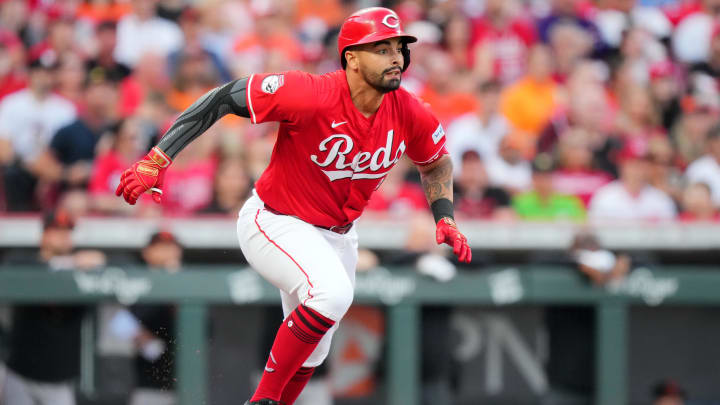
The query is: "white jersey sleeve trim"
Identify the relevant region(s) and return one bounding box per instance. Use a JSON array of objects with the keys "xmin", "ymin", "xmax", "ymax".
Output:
[
  {"xmin": 247, "ymin": 74, "xmax": 257, "ymax": 124},
  {"xmin": 413, "ymin": 139, "xmax": 447, "ymax": 165}
]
